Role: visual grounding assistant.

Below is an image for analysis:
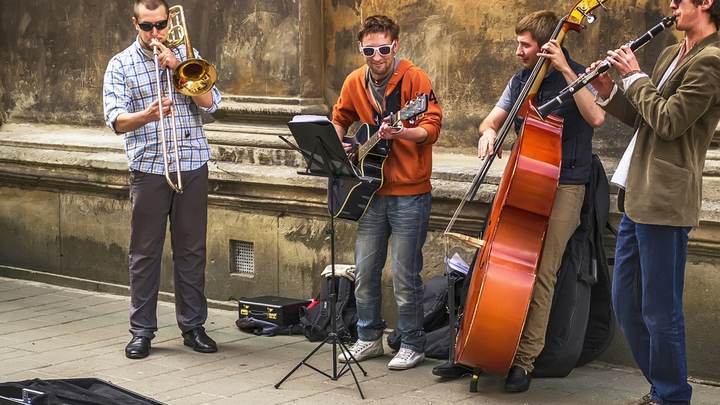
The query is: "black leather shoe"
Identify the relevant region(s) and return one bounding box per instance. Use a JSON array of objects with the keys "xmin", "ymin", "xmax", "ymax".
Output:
[
  {"xmin": 432, "ymin": 362, "xmax": 473, "ymax": 379},
  {"xmin": 182, "ymin": 328, "xmax": 218, "ymax": 353},
  {"xmin": 125, "ymin": 336, "xmax": 151, "ymax": 359},
  {"xmin": 505, "ymin": 365, "xmax": 531, "ymax": 393}
]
